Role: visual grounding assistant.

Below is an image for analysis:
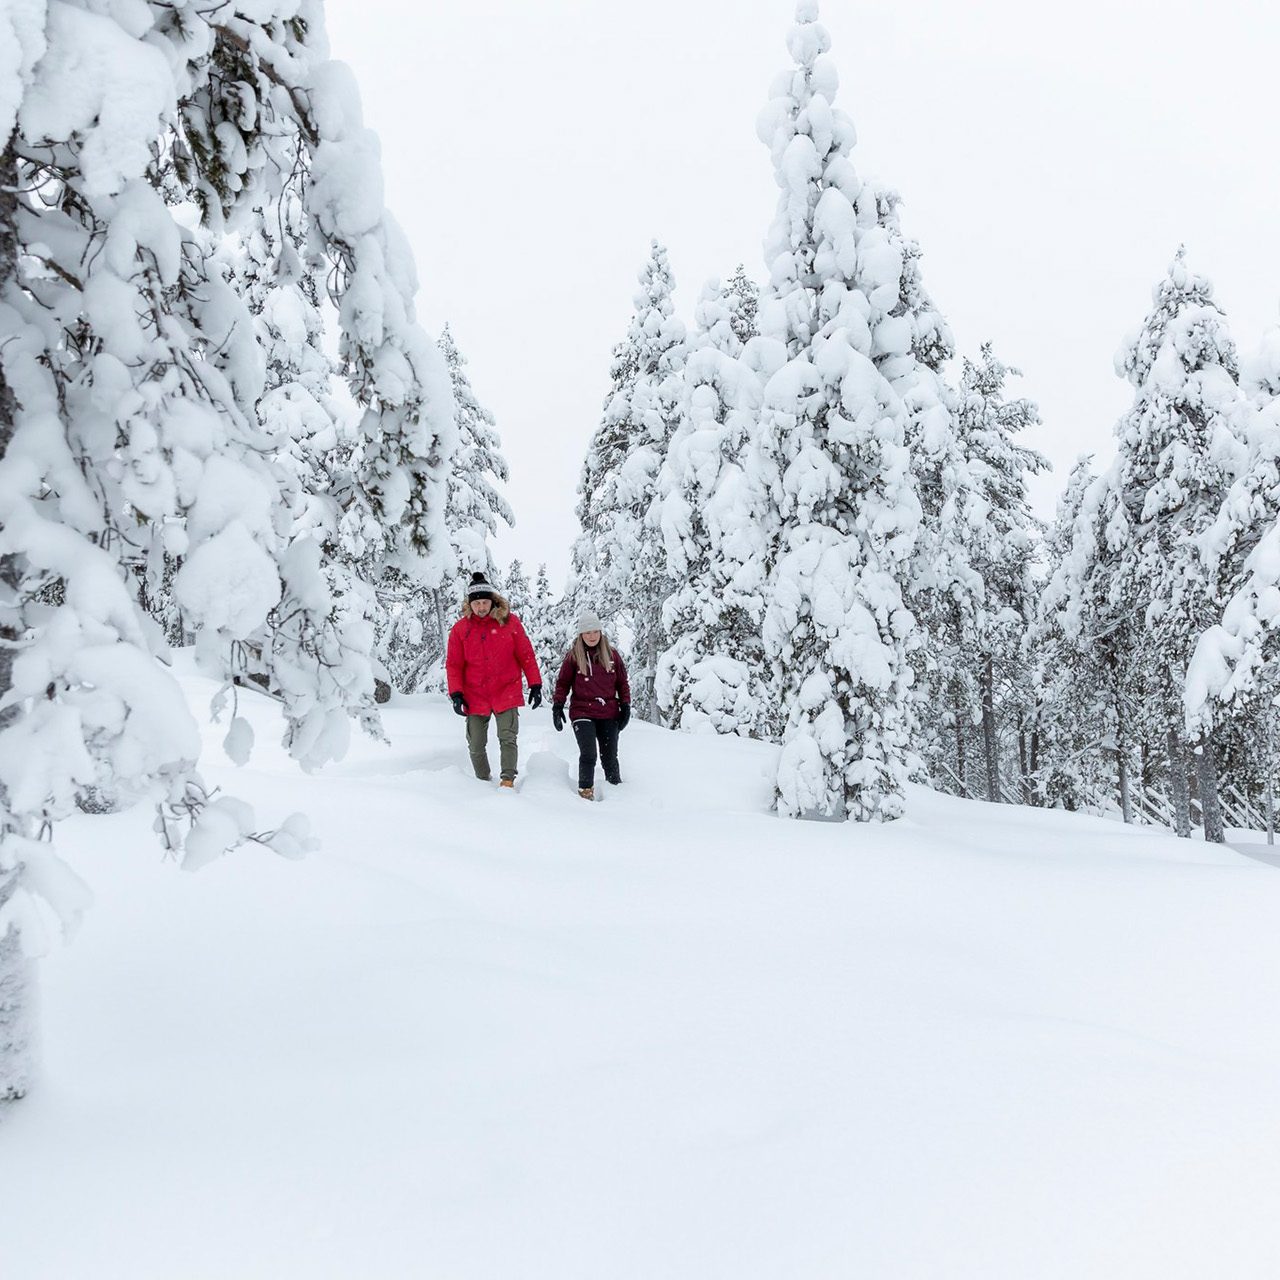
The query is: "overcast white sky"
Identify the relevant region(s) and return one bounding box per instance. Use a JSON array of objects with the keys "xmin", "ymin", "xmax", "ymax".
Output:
[{"xmin": 325, "ymin": 0, "xmax": 1280, "ymax": 588}]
